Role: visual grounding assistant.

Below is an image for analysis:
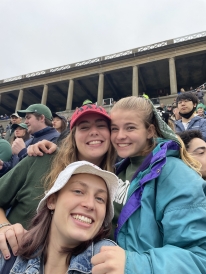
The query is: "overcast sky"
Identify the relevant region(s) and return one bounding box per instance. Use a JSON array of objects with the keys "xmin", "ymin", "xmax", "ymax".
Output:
[{"xmin": 0, "ymin": 0, "xmax": 205, "ymax": 80}]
